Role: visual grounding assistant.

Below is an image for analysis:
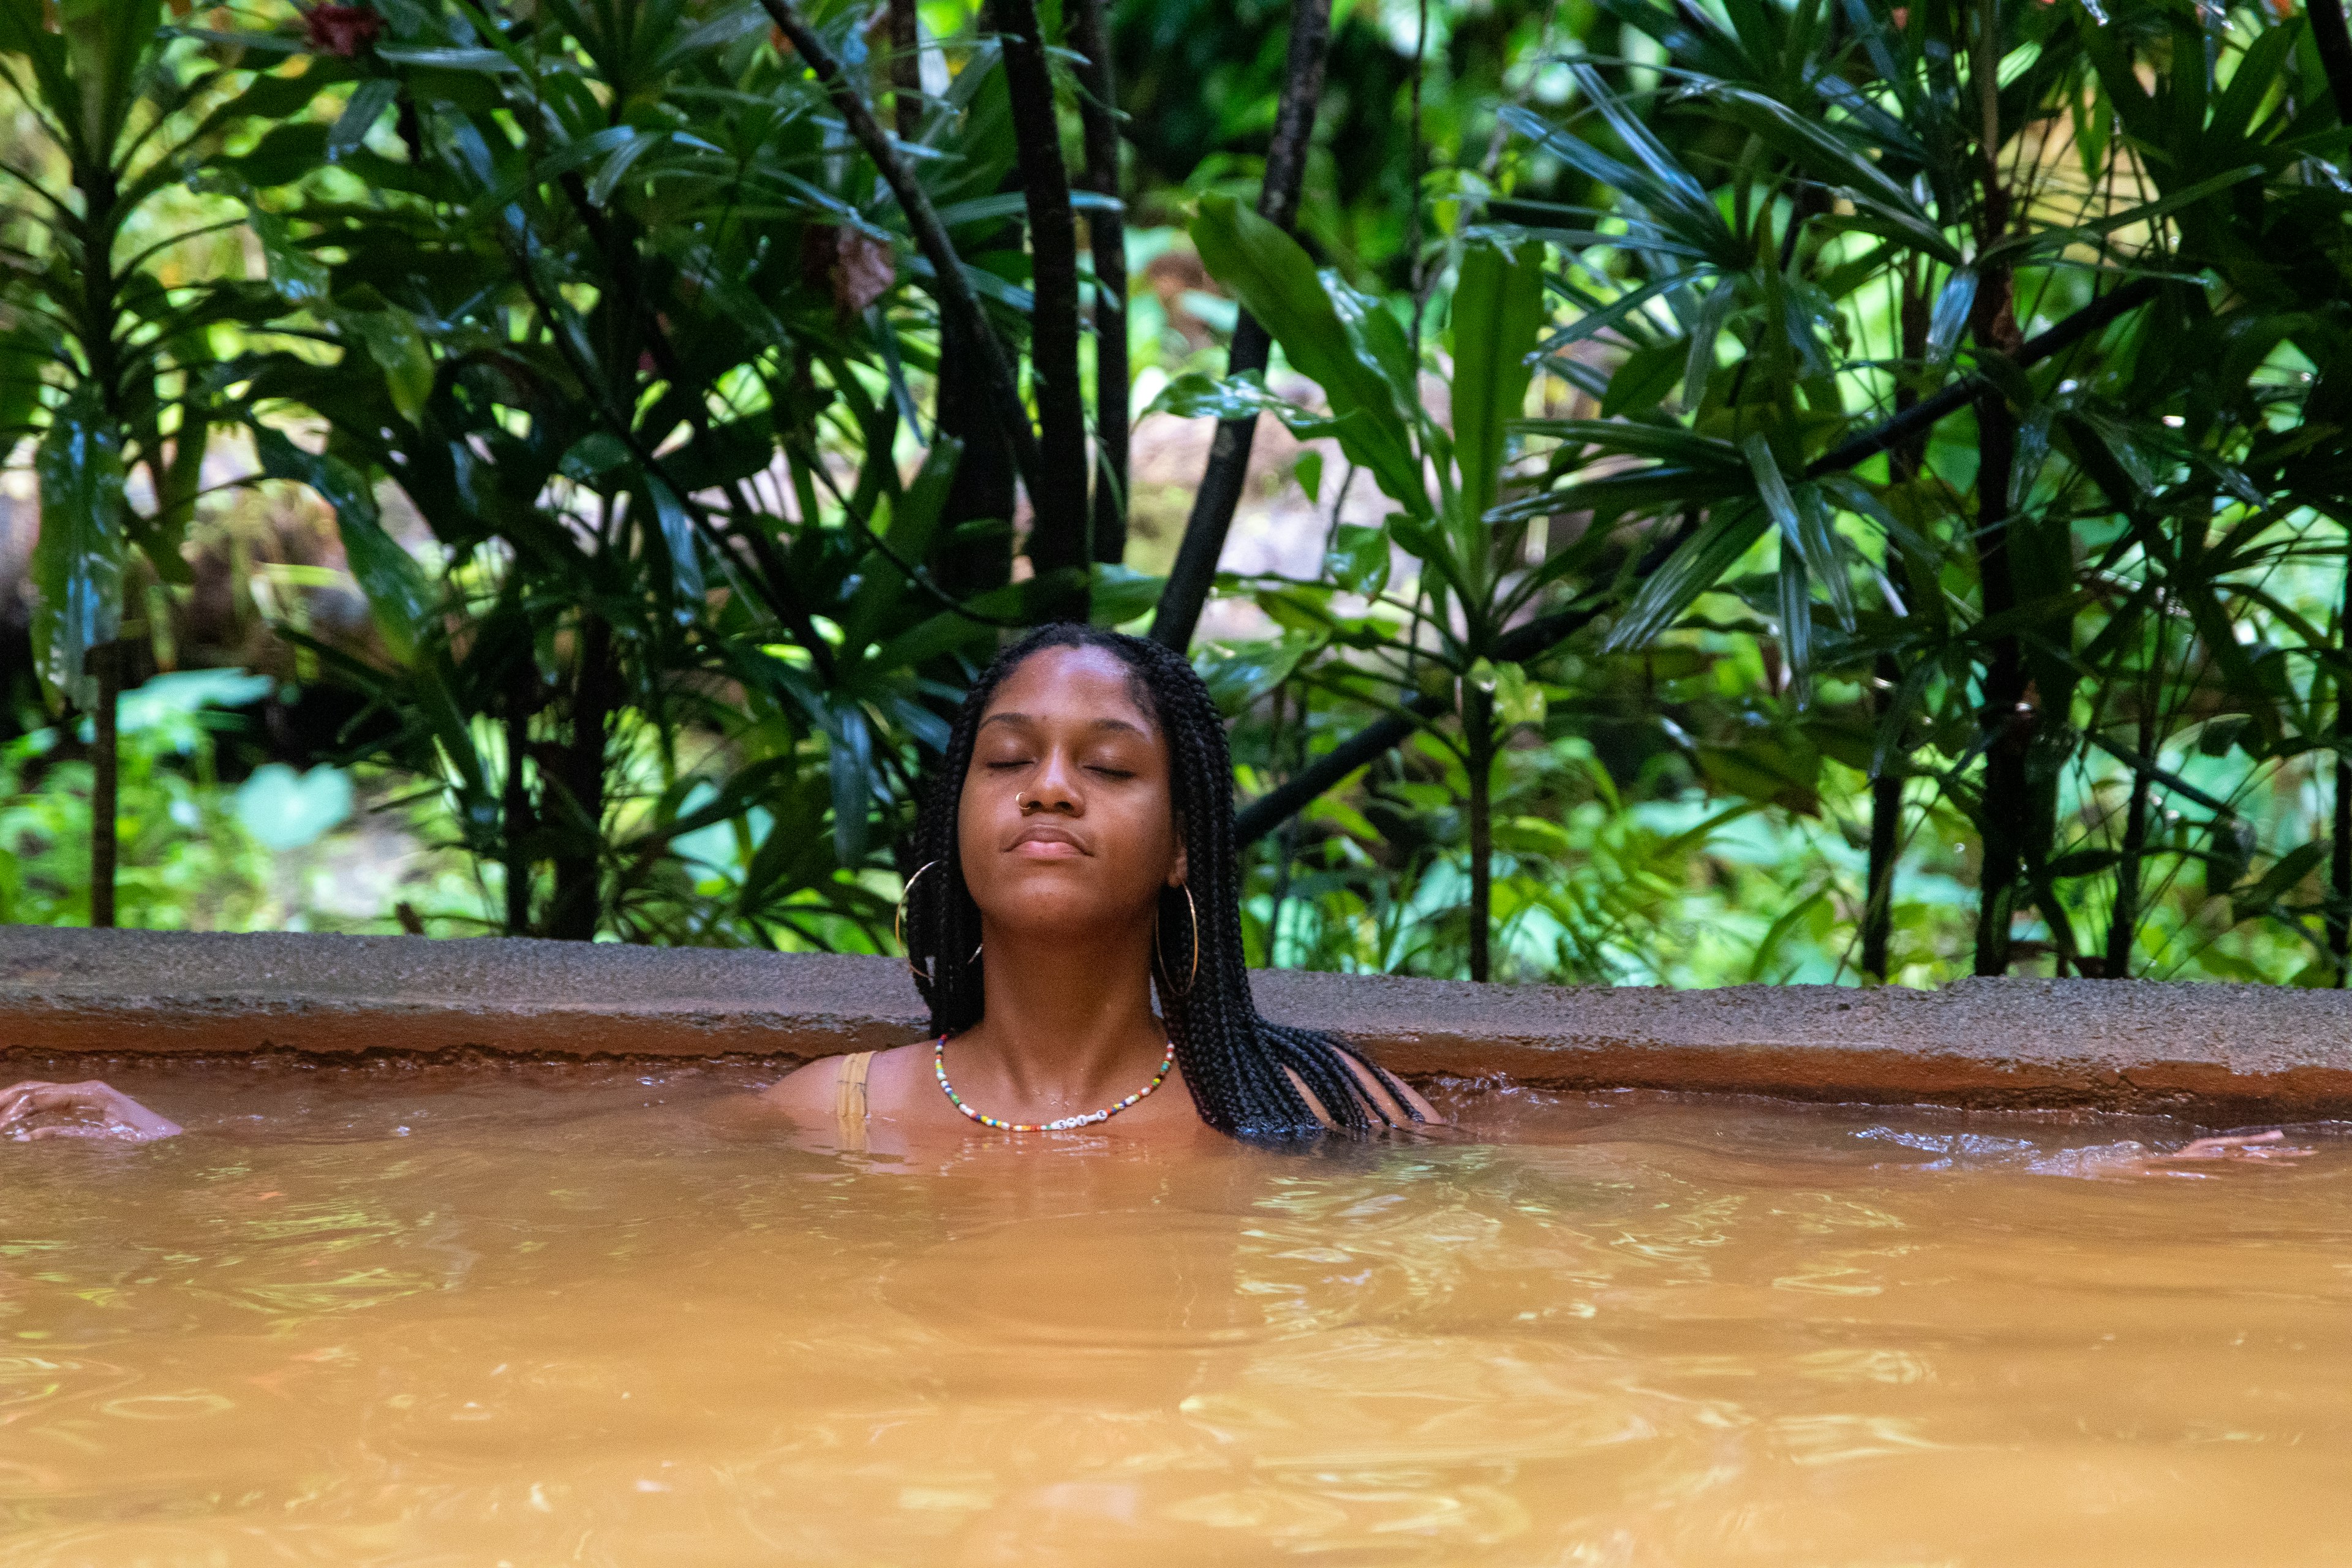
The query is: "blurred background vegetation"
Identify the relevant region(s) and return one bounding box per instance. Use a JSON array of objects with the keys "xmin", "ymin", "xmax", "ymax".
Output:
[{"xmin": 0, "ymin": 0, "xmax": 2346, "ymax": 987}]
